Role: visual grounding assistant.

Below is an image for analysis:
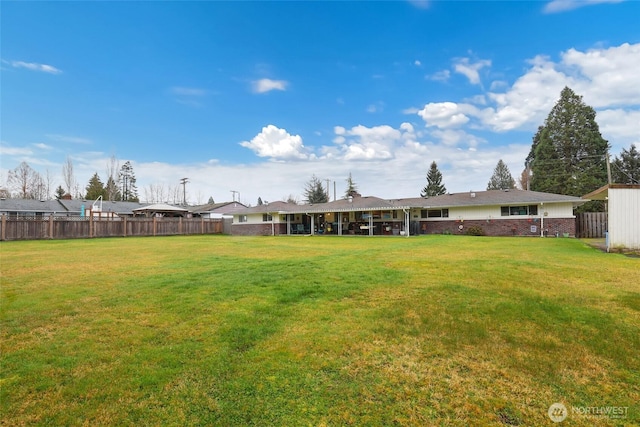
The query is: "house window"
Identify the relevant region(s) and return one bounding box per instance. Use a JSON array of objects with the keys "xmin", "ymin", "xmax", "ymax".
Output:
[
  {"xmin": 422, "ymin": 209, "xmax": 449, "ymax": 218},
  {"xmin": 501, "ymin": 205, "xmax": 539, "ymax": 216},
  {"xmin": 262, "ymin": 214, "xmax": 273, "ymax": 222},
  {"xmin": 238, "ymin": 215, "xmax": 247, "ymax": 223}
]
